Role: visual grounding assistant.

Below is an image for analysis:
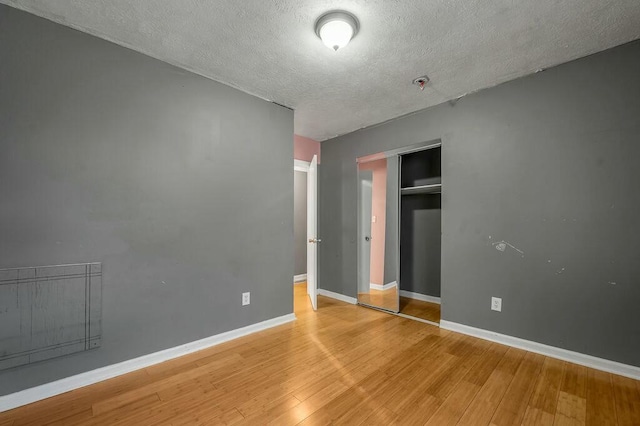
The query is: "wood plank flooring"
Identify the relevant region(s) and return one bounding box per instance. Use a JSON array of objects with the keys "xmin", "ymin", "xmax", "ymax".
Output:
[
  {"xmin": 1, "ymin": 283, "xmax": 638, "ymax": 425},
  {"xmin": 399, "ymin": 297, "xmax": 441, "ymax": 323},
  {"xmin": 357, "ymin": 287, "xmax": 399, "ymax": 312},
  {"xmin": 358, "ymin": 289, "xmax": 441, "ymax": 324}
]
